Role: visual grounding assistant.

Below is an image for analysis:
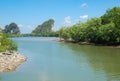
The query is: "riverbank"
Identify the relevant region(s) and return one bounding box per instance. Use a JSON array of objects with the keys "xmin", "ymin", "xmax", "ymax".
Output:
[
  {"xmin": 59, "ymin": 40, "xmax": 120, "ymax": 48},
  {"xmin": 0, "ymin": 51, "xmax": 27, "ymax": 72}
]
